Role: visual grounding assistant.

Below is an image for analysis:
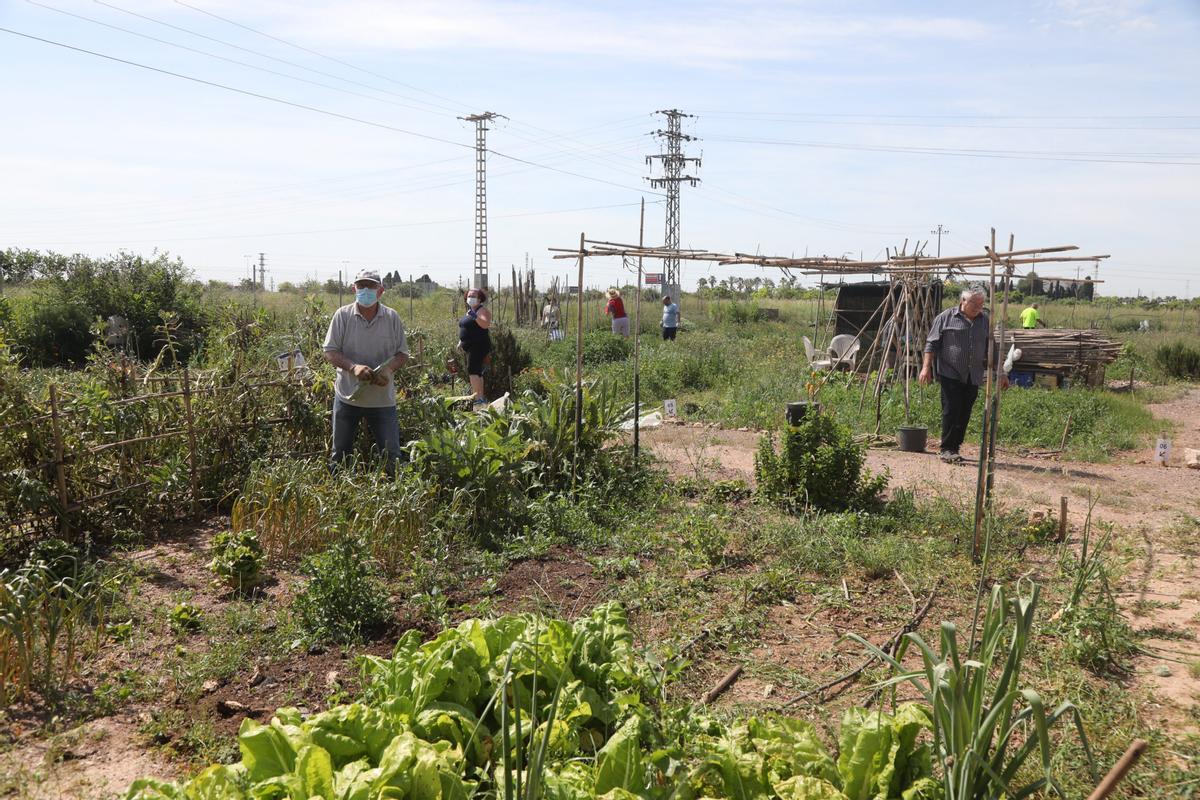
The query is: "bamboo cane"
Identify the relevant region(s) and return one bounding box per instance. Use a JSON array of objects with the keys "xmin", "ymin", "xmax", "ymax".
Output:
[
  {"xmin": 48, "ymin": 383, "xmax": 71, "ymax": 541},
  {"xmin": 182, "ymin": 367, "xmax": 201, "ymax": 517}
]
